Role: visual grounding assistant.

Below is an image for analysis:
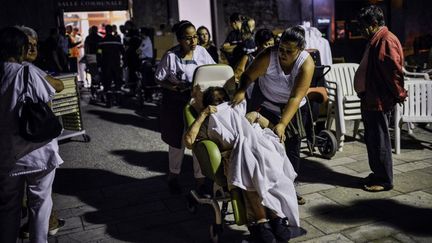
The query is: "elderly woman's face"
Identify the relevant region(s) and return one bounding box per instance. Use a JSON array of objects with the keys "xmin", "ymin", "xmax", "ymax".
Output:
[
  {"xmin": 26, "ymin": 36, "xmax": 38, "ymax": 62},
  {"xmin": 179, "ymin": 26, "xmax": 198, "ymax": 52},
  {"xmin": 210, "ymin": 90, "xmax": 228, "ymax": 106},
  {"xmin": 278, "ymin": 41, "xmax": 300, "ymax": 66}
]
